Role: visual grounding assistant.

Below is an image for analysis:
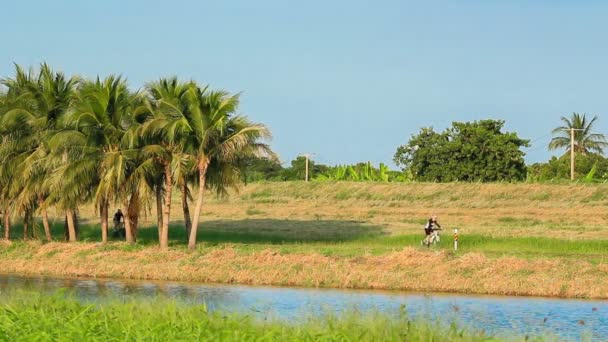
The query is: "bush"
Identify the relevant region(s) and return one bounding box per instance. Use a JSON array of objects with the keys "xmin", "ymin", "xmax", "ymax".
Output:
[
  {"xmin": 528, "ymin": 154, "xmax": 608, "ymax": 182},
  {"xmin": 394, "ymin": 120, "xmax": 529, "ymax": 182}
]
